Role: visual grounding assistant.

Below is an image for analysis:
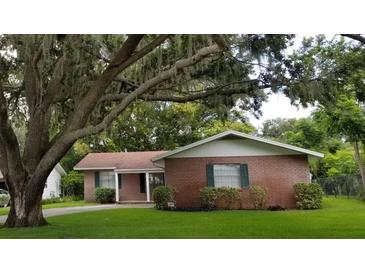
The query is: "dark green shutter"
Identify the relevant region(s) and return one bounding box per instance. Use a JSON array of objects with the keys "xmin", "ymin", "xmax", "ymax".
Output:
[
  {"xmin": 206, "ymin": 164, "xmax": 214, "ymax": 187},
  {"xmin": 95, "ymin": 171, "xmax": 100, "ymax": 188},
  {"xmin": 240, "ymin": 164, "xmax": 249, "ymax": 188},
  {"xmin": 118, "ymin": 174, "xmax": 122, "ymax": 189}
]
